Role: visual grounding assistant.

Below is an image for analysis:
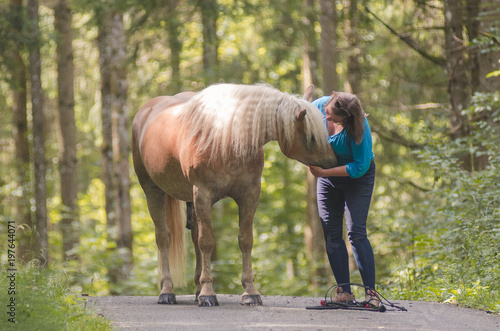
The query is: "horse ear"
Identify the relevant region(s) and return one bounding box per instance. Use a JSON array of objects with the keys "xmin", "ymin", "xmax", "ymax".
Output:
[
  {"xmin": 302, "ymin": 85, "xmax": 314, "ymax": 101},
  {"xmin": 297, "ymin": 109, "xmax": 307, "ymax": 121}
]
